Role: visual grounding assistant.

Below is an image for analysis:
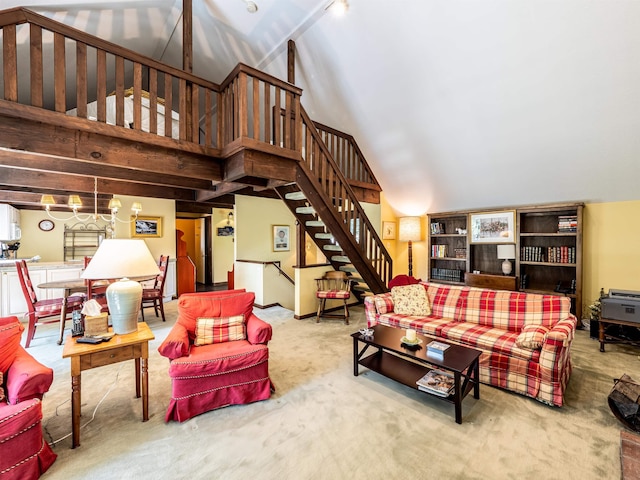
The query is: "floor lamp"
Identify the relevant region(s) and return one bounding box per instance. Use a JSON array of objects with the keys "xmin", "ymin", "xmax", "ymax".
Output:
[
  {"xmin": 82, "ymin": 239, "xmax": 160, "ymax": 334},
  {"xmin": 399, "ymin": 216, "xmax": 422, "ymax": 277}
]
